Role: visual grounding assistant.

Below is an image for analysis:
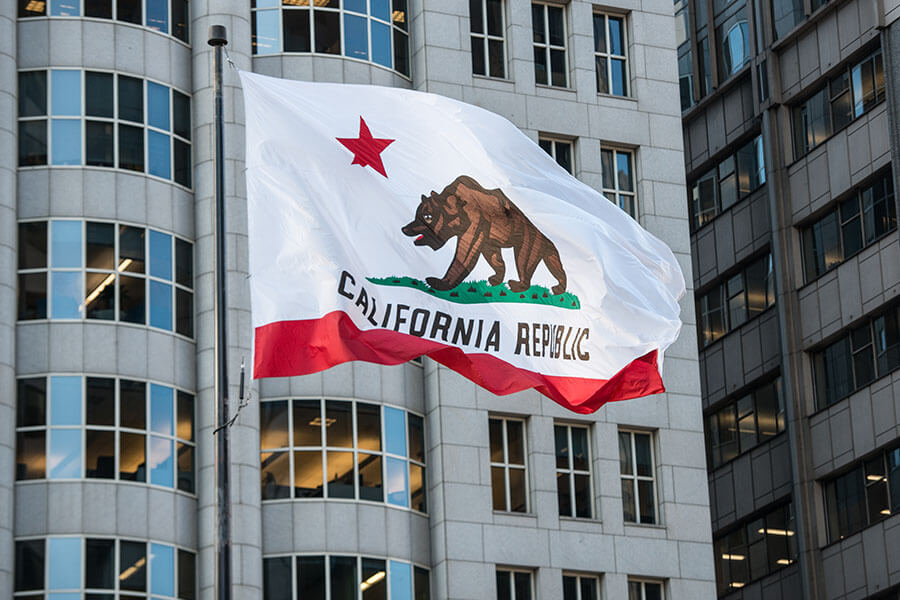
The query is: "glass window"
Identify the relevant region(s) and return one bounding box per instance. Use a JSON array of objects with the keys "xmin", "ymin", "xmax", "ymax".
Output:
[
  {"xmin": 594, "ymin": 13, "xmax": 628, "ymax": 96},
  {"xmin": 772, "ymin": 0, "xmax": 804, "ymax": 39},
  {"xmin": 260, "ymin": 398, "xmax": 426, "ymax": 511},
  {"xmin": 532, "ymin": 3, "xmax": 567, "ymax": 87},
  {"xmin": 540, "ymin": 137, "xmax": 573, "ymax": 175},
  {"xmin": 628, "ymin": 580, "xmax": 664, "ymax": 600},
  {"xmin": 555, "ymin": 424, "xmax": 592, "ymax": 519},
  {"xmin": 619, "ymin": 430, "xmax": 656, "ymax": 524},
  {"xmin": 601, "ymin": 147, "xmax": 636, "ymax": 218},
  {"xmin": 691, "ymin": 135, "xmax": 765, "ymax": 228},
  {"xmin": 471, "ymin": 0, "xmax": 506, "ymax": 78},
  {"xmin": 490, "ymin": 417, "xmax": 528, "ymax": 512},
  {"xmin": 496, "ymin": 569, "xmax": 532, "ymax": 600},
  {"xmin": 563, "ymin": 573, "xmax": 599, "ymax": 600}
]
